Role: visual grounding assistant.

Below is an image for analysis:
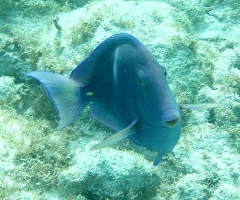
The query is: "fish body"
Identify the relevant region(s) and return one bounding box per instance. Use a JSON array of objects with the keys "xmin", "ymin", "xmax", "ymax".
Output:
[{"xmin": 27, "ymin": 33, "xmax": 190, "ymax": 166}]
